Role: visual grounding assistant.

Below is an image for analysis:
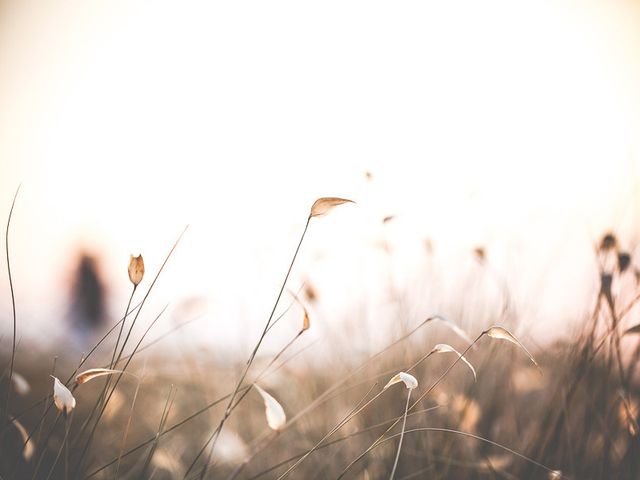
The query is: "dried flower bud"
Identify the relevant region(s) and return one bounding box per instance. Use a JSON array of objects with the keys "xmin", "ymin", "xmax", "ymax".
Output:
[
  {"xmin": 473, "ymin": 247, "xmax": 486, "ymax": 263},
  {"xmin": 599, "ymin": 233, "xmax": 617, "ymax": 252},
  {"xmin": 304, "ymin": 283, "xmax": 317, "ymax": 302},
  {"xmin": 302, "ymin": 309, "xmax": 310, "ymax": 331},
  {"xmin": 128, "ymin": 254, "xmax": 145, "ymax": 286}
]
